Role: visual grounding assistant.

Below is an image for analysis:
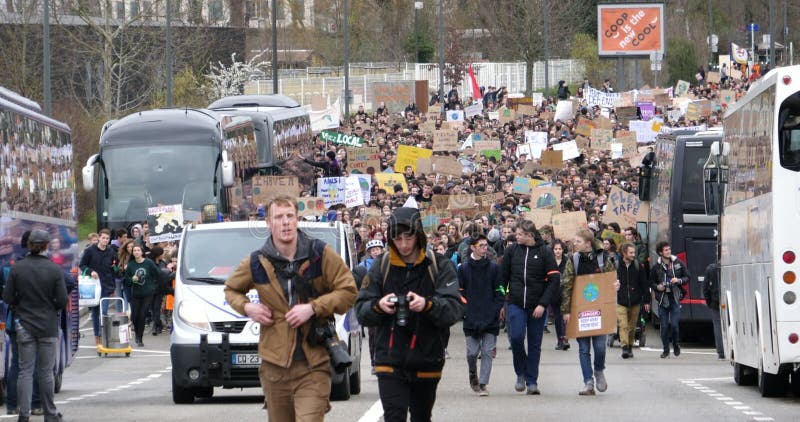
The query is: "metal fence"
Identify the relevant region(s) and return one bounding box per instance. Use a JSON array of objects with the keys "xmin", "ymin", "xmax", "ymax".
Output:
[{"xmin": 245, "ymin": 60, "xmax": 584, "ymax": 106}]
